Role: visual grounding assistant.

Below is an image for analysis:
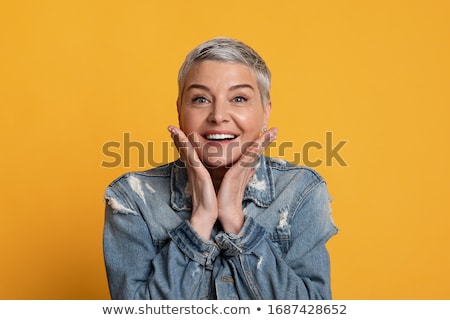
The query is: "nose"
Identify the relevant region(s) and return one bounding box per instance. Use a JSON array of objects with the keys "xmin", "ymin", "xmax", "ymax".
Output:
[{"xmin": 207, "ymin": 100, "xmax": 230, "ymax": 124}]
